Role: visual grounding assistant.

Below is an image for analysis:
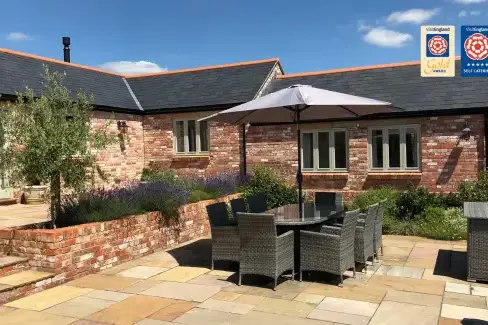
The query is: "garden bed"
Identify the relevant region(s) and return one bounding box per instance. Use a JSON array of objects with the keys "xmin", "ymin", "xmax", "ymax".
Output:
[{"xmin": 0, "ymin": 193, "xmax": 239, "ymax": 282}]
